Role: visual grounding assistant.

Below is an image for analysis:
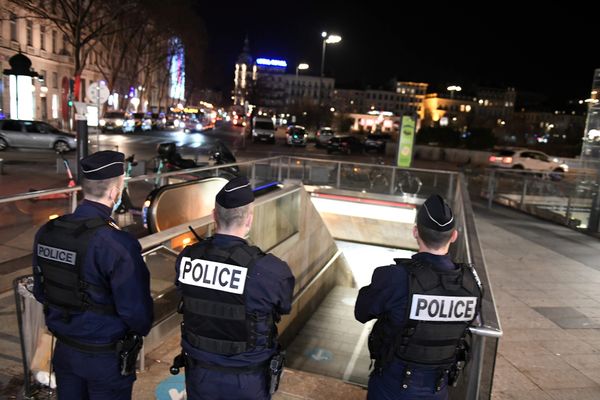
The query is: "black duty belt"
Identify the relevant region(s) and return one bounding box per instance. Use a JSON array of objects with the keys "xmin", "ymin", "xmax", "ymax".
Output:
[
  {"xmin": 54, "ymin": 332, "xmax": 117, "ymax": 353},
  {"xmin": 186, "ymin": 354, "xmax": 269, "ymax": 374}
]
